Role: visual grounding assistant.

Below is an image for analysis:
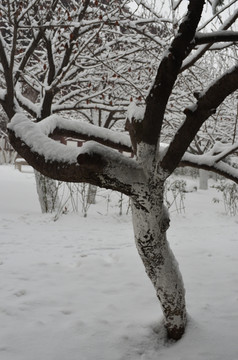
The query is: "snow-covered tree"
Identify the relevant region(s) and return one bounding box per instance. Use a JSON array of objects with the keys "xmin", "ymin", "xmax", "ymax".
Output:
[
  {"xmin": 7, "ymin": 0, "xmax": 238, "ymax": 341},
  {"xmin": 0, "ymin": 0, "xmax": 166, "ymax": 211},
  {"xmin": 0, "ymin": 0, "xmax": 166, "ymax": 122}
]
